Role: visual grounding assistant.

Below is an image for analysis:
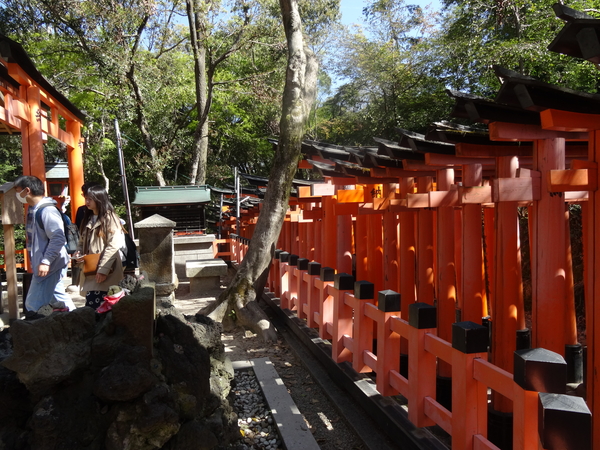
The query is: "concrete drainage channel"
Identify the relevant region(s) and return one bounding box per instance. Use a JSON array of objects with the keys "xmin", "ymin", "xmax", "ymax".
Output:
[{"xmin": 232, "ymin": 358, "xmax": 320, "ymax": 450}]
